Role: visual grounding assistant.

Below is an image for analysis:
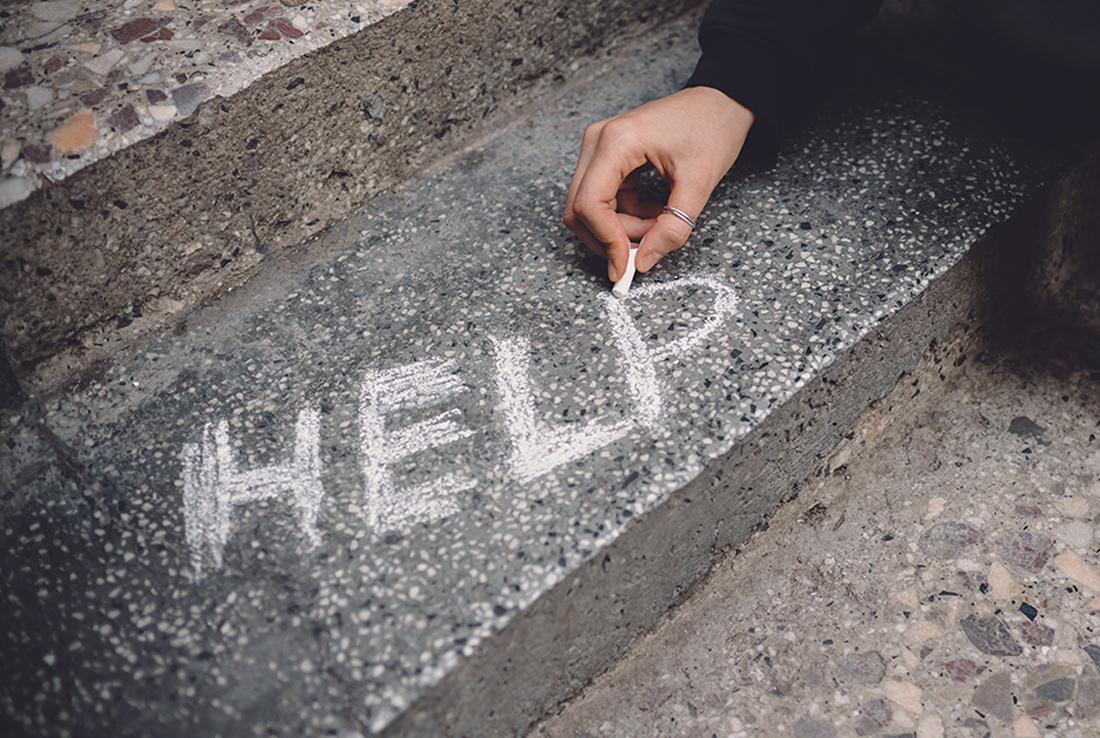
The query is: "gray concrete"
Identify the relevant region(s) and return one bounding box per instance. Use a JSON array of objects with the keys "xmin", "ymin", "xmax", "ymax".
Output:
[
  {"xmin": 533, "ymin": 230, "xmax": 1100, "ymax": 738},
  {"xmin": 0, "ymin": 0, "xmax": 701, "ymax": 390},
  {"xmin": 0, "ymin": 6, "xmax": 1091, "ymax": 738}
]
